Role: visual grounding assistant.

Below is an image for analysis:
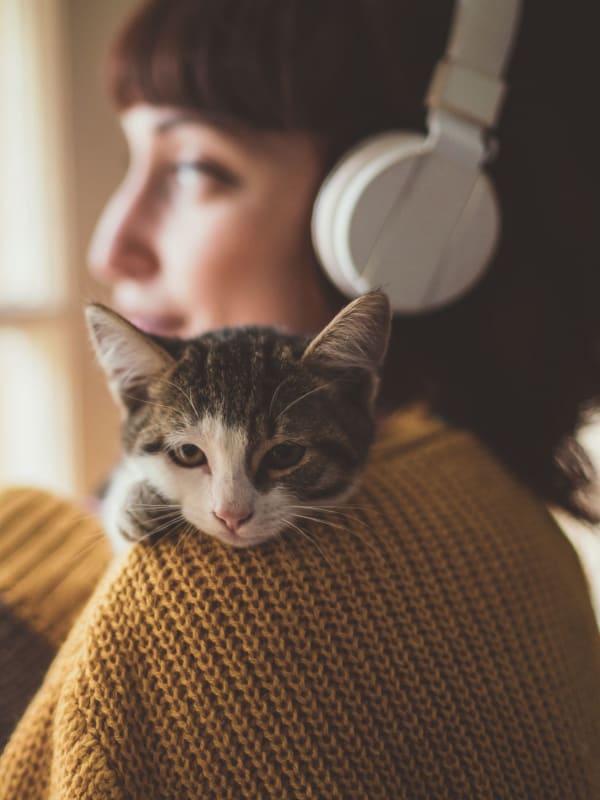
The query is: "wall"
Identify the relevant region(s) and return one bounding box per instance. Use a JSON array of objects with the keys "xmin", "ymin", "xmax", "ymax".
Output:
[{"xmin": 63, "ymin": 0, "xmax": 138, "ymax": 495}]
